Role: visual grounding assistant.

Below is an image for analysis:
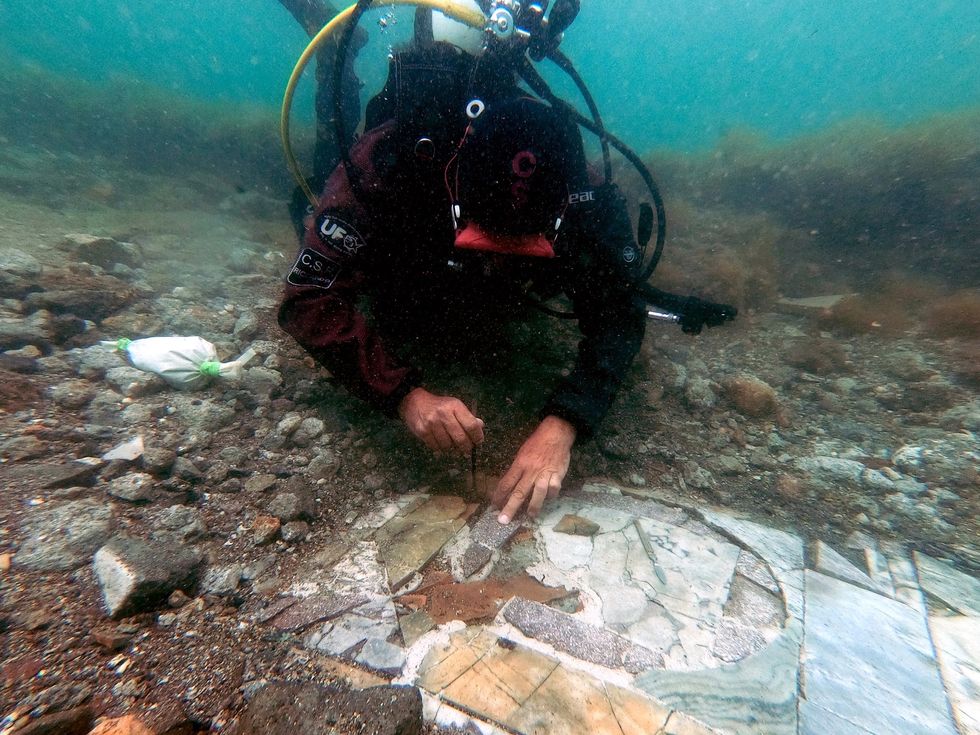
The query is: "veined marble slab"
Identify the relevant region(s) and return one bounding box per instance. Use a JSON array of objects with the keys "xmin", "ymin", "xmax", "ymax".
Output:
[
  {"xmin": 801, "ymin": 570, "xmax": 957, "ymax": 735},
  {"xmin": 929, "ymin": 615, "xmax": 980, "ymax": 735},
  {"xmin": 914, "ymin": 551, "xmax": 980, "ymax": 617},
  {"xmin": 635, "ymin": 619, "xmax": 802, "ymax": 735}
]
